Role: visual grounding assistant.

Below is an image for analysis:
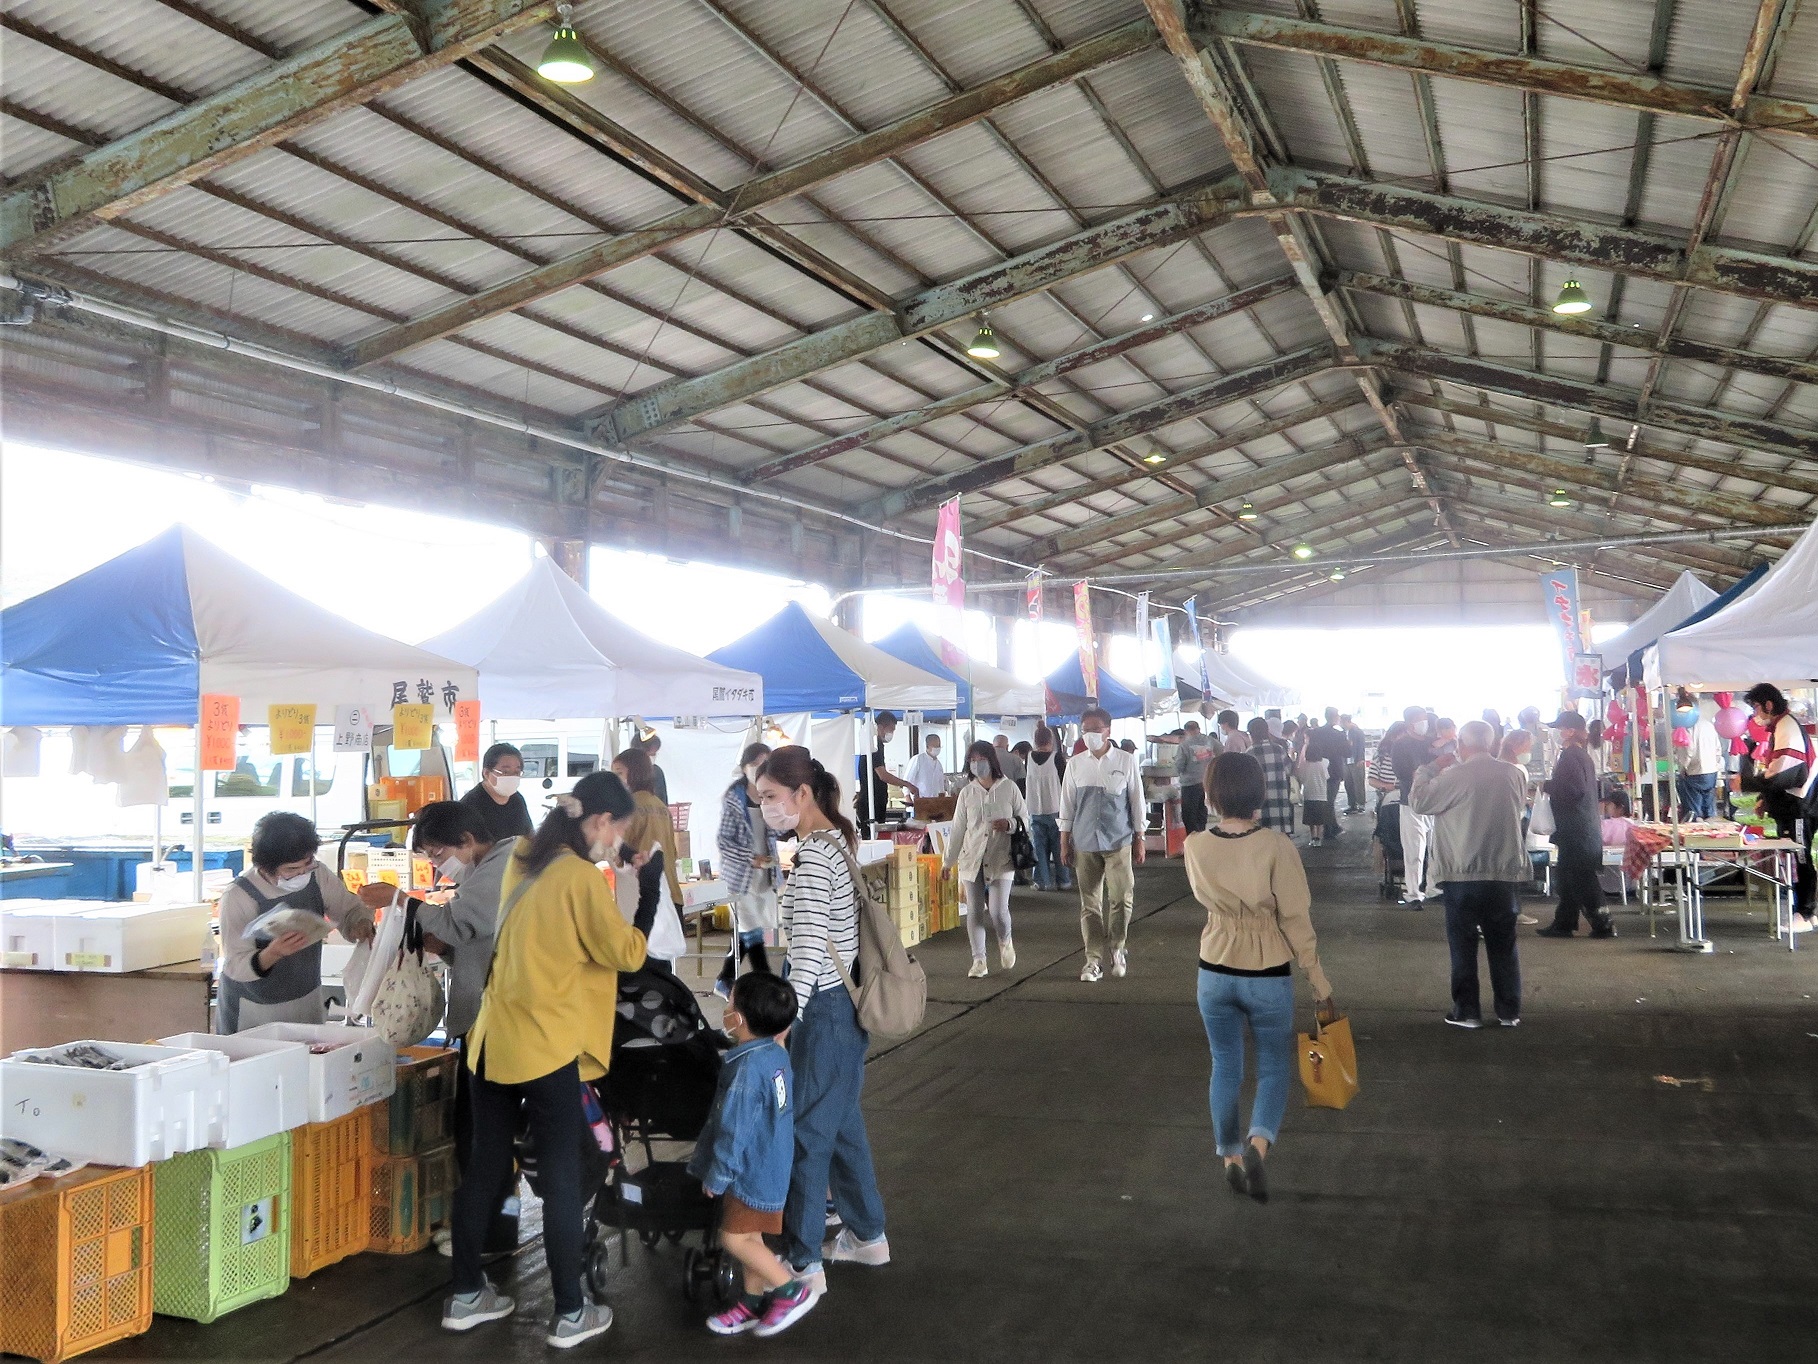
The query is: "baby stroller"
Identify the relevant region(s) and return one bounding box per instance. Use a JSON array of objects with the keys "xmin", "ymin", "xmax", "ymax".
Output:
[
  {"xmin": 1374, "ymin": 799, "xmax": 1406, "ymax": 900},
  {"xmin": 584, "ymin": 964, "xmax": 736, "ymax": 1308}
]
